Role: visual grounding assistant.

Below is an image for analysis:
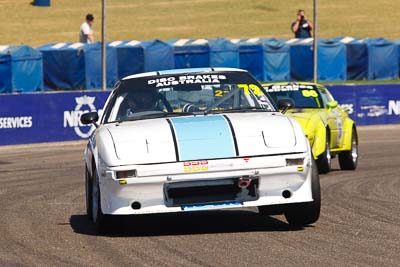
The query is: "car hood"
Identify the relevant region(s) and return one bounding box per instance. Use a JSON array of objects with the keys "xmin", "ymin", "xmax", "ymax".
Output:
[{"xmin": 100, "ymin": 113, "xmax": 308, "ymax": 165}]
